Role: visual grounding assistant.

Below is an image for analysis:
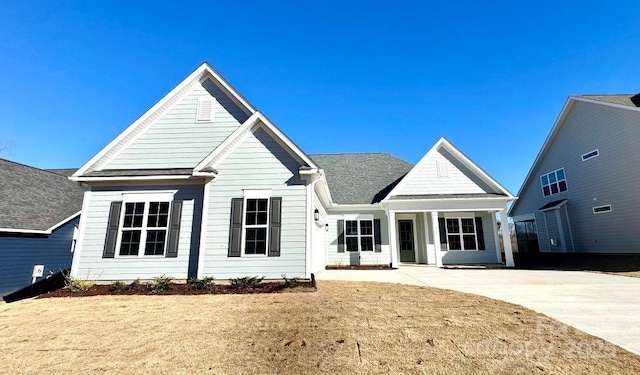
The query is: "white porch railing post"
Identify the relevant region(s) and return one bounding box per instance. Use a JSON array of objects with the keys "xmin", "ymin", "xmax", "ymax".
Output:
[
  {"xmin": 431, "ymin": 211, "xmax": 443, "ymax": 268},
  {"xmin": 499, "ymin": 209, "xmax": 515, "ymax": 267},
  {"xmin": 388, "ymin": 211, "xmax": 398, "ymax": 268}
]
